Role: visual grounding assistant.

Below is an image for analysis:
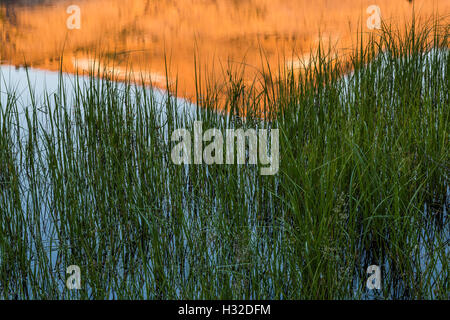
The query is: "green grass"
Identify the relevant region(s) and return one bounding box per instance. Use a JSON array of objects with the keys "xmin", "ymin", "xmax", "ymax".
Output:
[{"xmin": 0, "ymin": 18, "xmax": 448, "ymax": 299}]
